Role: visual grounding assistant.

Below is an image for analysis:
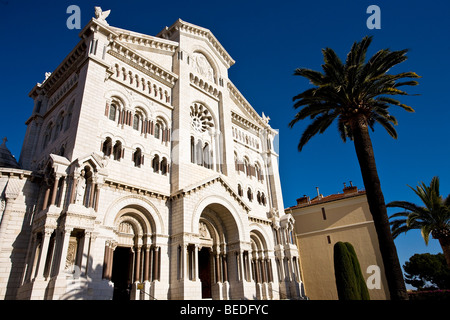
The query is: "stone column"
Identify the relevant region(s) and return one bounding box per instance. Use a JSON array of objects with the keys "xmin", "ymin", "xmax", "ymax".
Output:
[
  {"xmin": 94, "ymin": 186, "xmax": 100, "ymax": 211},
  {"xmin": 144, "ymin": 245, "xmax": 150, "ymax": 282},
  {"xmin": 69, "ymin": 176, "xmax": 78, "ymax": 204},
  {"xmin": 42, "ymin": 186, "xmax": 51, "ymax": 210},
  {"xmin": 194, "ymin": 245, "xmax": 199, "ymax": 281},
  {"xmin": 134, "ymin": 246, "xmax": 141, "ymax": 283},
  {"xmin": 57, "ymin": 228, "xmax": 73, "ymax": 276},
  {"xmin": 80, "ymin": 231, "xmax": 91, "ymax": 277},
  {"xmin": 23, "ymin": 234, "xmax": 38, "ymax": 283},
  {"xmin": 34, "ymin": 232, "xmax": 50, "ymax": 280},
  {"xmin": 215, "ymin": 252, "xmax": 221, "ymax": 283},
  {"xmin": 50, "ymin": 176, "xmax": 60, "ymax": 206},
  {"xmin": 222, "ymin": 254, "xmax": 228, "ymax": 282},
  {"xmin": 153, "ymin": 246, "xmax": 160, "ymax": 281}
]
